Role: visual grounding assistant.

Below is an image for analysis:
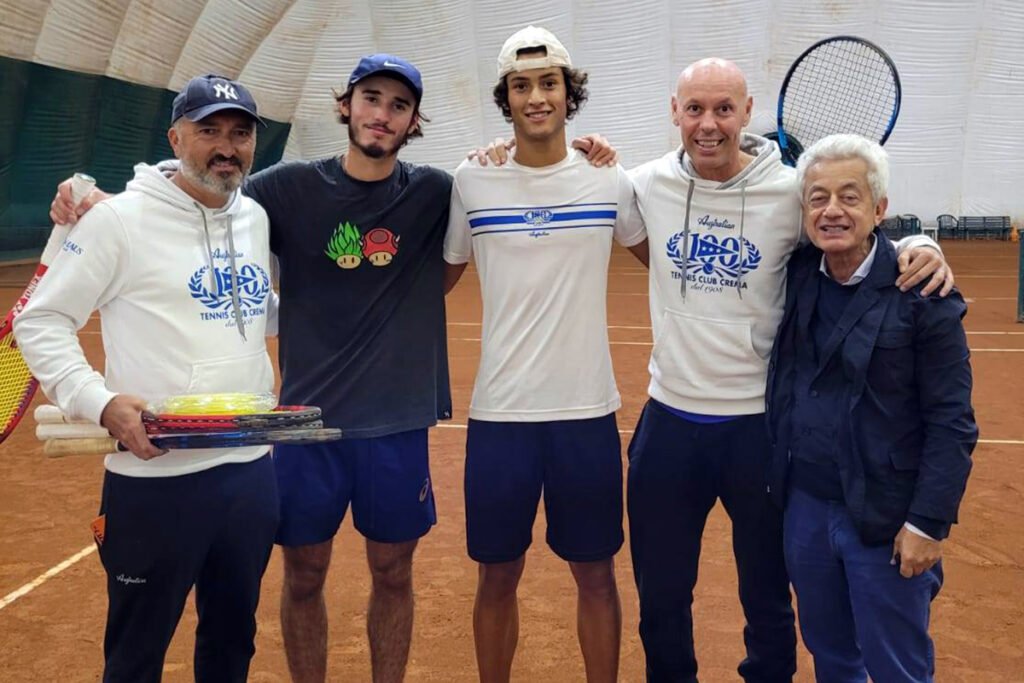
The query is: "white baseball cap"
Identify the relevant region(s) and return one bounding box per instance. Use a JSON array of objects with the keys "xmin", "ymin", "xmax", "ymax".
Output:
[{"xmin": 497, "ymin": 26, "xmax": 572, "ymax": 79}]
